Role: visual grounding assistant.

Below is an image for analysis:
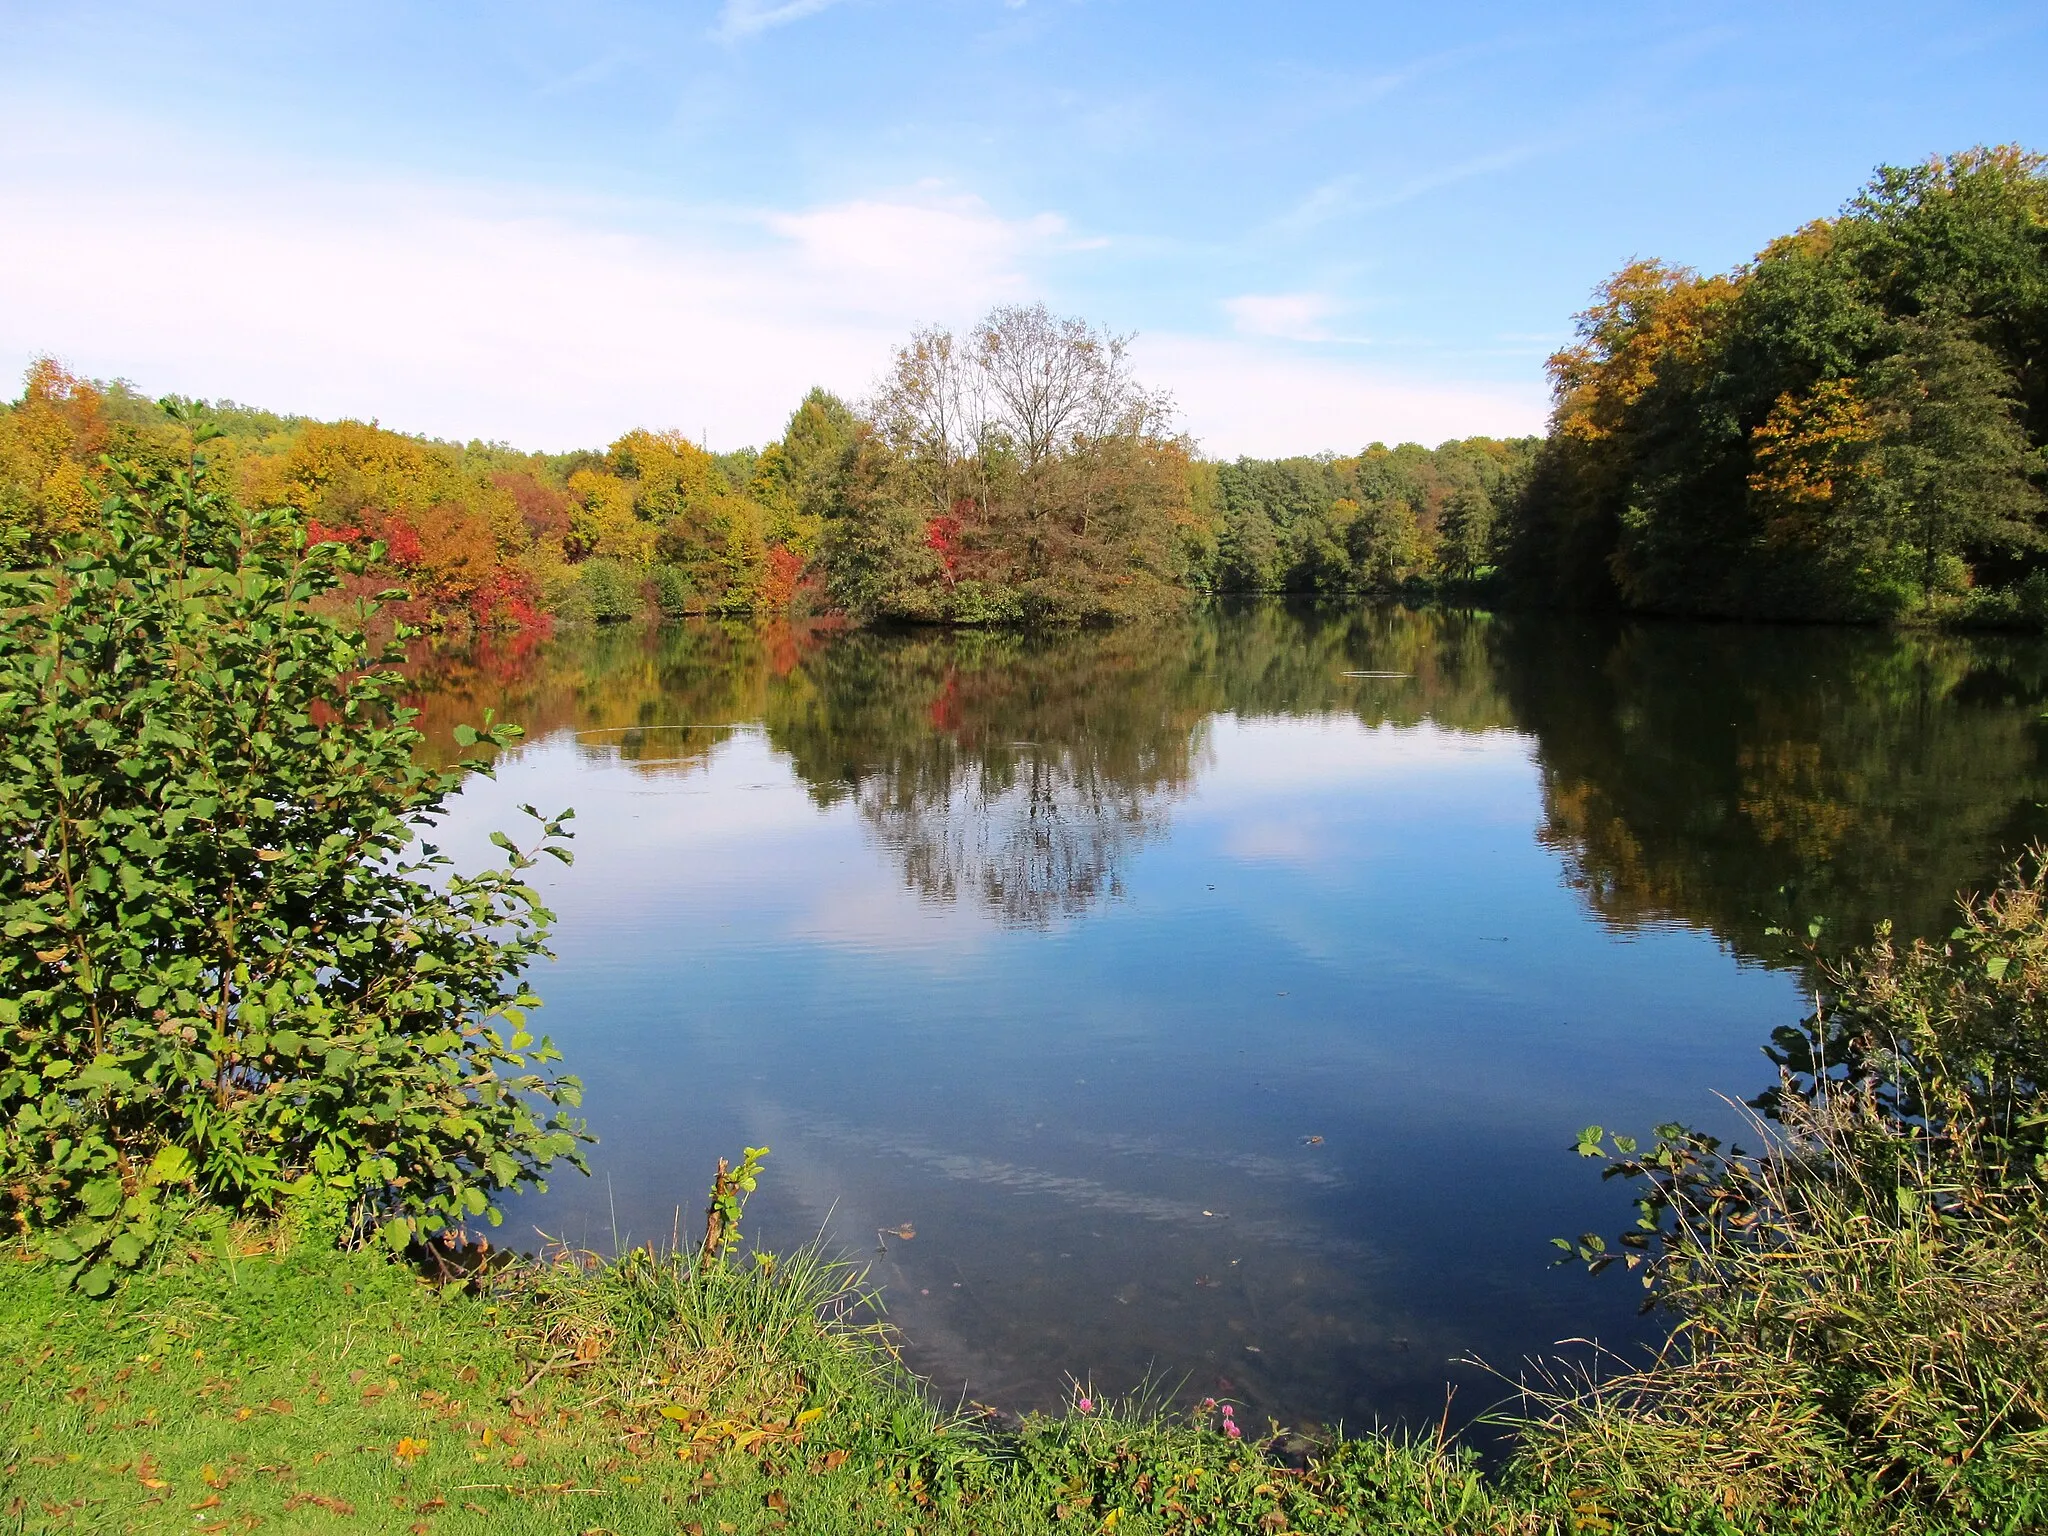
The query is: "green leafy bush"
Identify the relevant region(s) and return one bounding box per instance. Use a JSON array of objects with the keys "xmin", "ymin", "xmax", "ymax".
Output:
[
  {"xmin": 0, "ymin": 428, "xmax": 588, "ymax": 1292},
  {"xmin": 577, "ymin": 557, "xmax": 641, "ymax": 623},
  {"xmin": 650, "ymin": 562, "xmax": 694, "ymax": 618}
]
